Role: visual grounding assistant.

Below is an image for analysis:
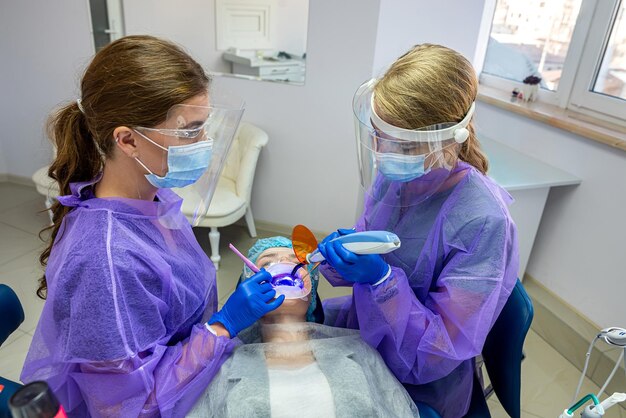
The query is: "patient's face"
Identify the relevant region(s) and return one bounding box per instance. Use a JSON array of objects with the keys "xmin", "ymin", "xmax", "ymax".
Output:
[
  {"xmin": 255, "ymin": 246, "xmax": 300, "ymax": 268},
  {"xmin": 255, "ymin": 247, "xmax": 312, "ymax": 320}
]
